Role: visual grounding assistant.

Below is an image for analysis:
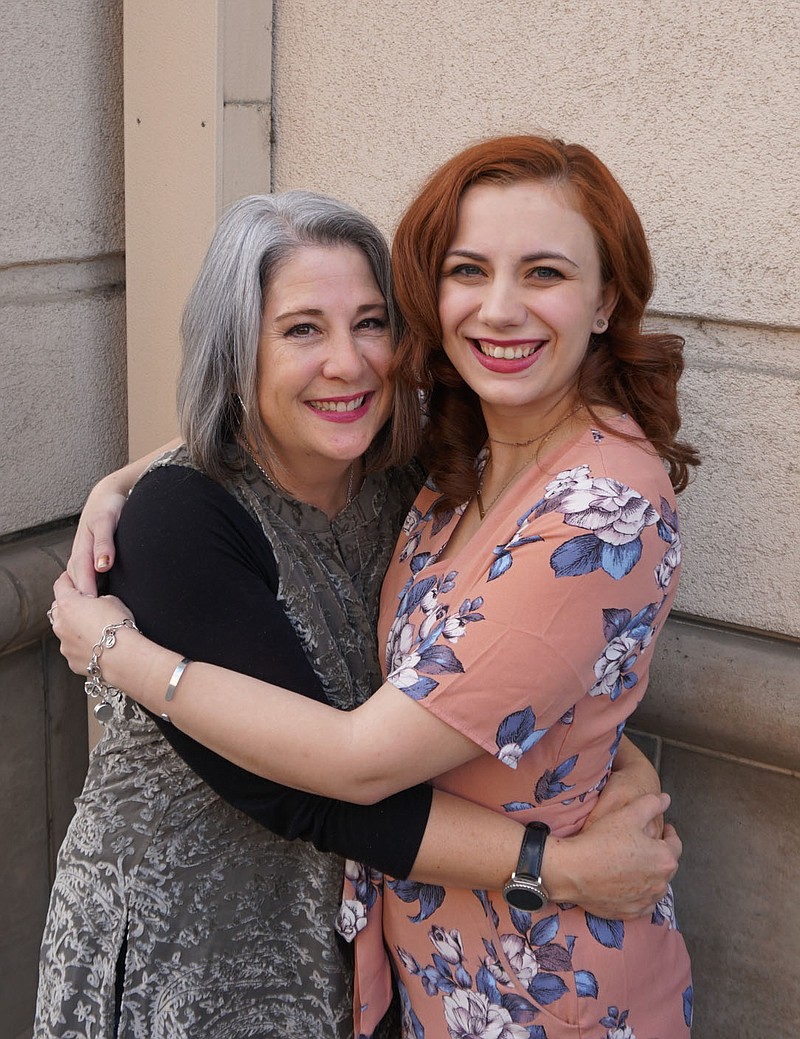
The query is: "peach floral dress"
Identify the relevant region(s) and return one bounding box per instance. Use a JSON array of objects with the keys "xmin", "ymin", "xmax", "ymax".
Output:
[{"xmin": 340, "ymin": 416, "xmax": 692, "ymax": 1039}]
